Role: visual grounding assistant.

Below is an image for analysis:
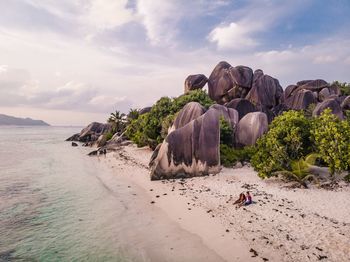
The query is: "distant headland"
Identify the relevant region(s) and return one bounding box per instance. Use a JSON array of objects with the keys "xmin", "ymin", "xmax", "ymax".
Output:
[{"xmin": 0, "ymin": 114, "xmax": 50, "ymax": 126}]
